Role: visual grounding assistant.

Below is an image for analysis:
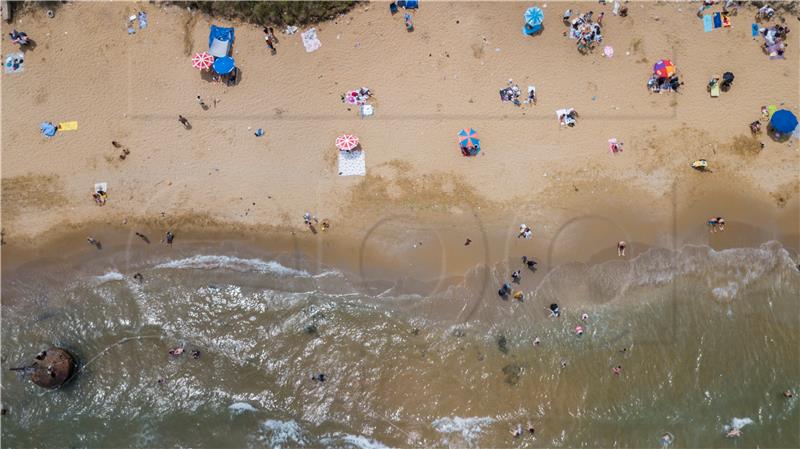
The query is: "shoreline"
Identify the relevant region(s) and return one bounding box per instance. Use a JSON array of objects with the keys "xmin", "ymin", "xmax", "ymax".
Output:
[{"xmin": 4, "ymin": 185, "xmax": 798, "ymax": 296}]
